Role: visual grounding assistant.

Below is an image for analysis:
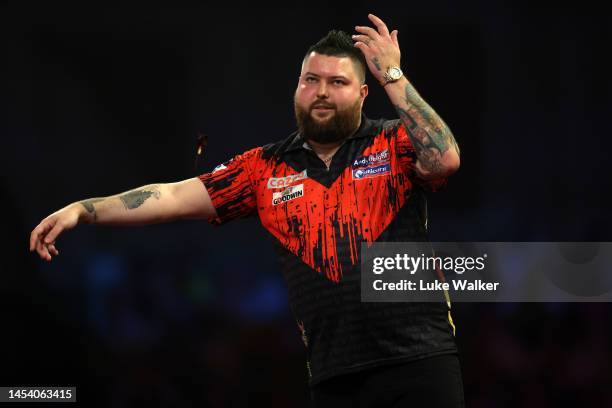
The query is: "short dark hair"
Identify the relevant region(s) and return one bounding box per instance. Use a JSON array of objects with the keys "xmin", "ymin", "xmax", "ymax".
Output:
[{"xmin": 304, "ymin": 30, "xmax": 367, "ymax": 84}]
